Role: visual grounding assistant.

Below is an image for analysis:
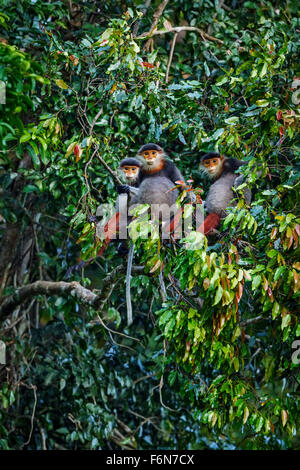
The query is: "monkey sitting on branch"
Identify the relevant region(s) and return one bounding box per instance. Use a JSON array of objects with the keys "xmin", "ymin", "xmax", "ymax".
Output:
[
  {"xmin": 197, "ymin": 152, "xmax": 252, "ymax": 235},
  {"xmin": 115, "ymin": 158, "xmax": 141, "ymax": 255},
  {"xmin": 116, "ymin": 143, "xmax": 187, "ymax": 234},
  {"xmin": 116, "ymin": 143, "xmax": 187, "ymax": 326}
]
